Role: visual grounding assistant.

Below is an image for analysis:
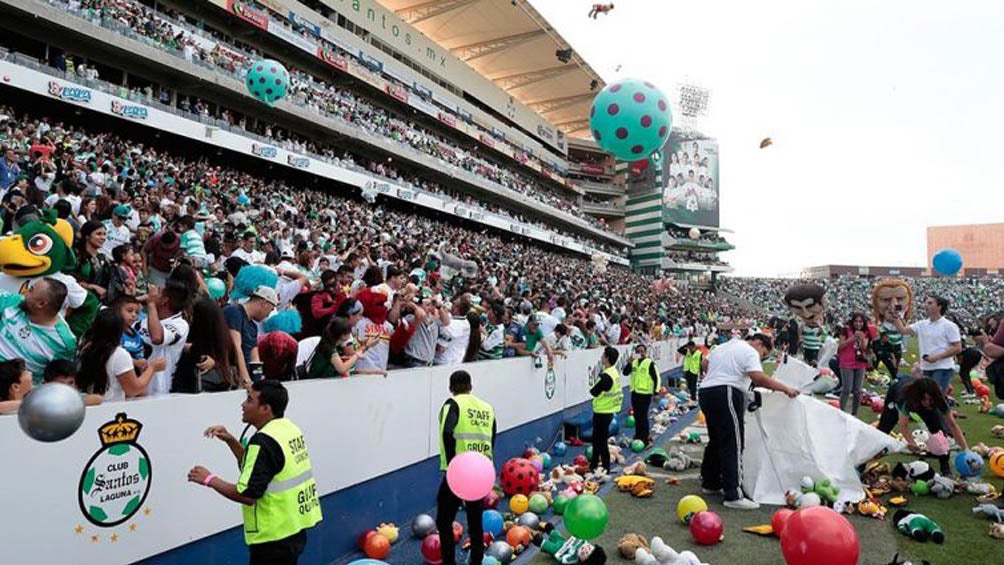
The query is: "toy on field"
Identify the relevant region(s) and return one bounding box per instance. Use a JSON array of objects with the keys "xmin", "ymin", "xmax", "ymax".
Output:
[
  {"xmin": 537, "ymin": 528, "xmax": 607, "ymax": 564},
  {"xmin": 972, "ymin": 503, "xmax": 1004, "ymax": 522},
  {"xmin": 688, "ymin": 511, "xmax": 723, "ymax": 545},
  {"xmin": 616, "ymin": 533, "xmax": 648, "ymax": 559},
  {"xmin": 929, "ymin": 475, "xmax": 956, "ymax": 499},
  {"xmin": 664, "ymin": 448, "xmax": 701, "ymax": 472},
  {"xmin": 510, "ymin": 494, "xmax": 530, "ymax": 515},
  {"xmin": 772, "ymin": 508, "xmax": 794, "ymax": 535},
  {"xmin": 564, "ymin": 494, "xmax": 609, "ymax": 540},
  {"xmin": 676, "ymin": 495, "xmax": 708, "ymax": 524},
  {"xmin": 990, "ymin": 523, "xmax": 1004, "ymax": 539},
  {"xmin": 910, "ymin": 480, "xmax": 929, "ymax": 496},
  {"xmin": 894, "ymin": 510, "xmax": 944, "ymax": 544},
  {"xmin": 955, "ymin": 450, "xmax": 985, "ymax": 478},
  {"xmin": 420, "ymin": 533, "xmax": 443, "ymax": 563},
  {"xmin": 800, "ymin": 476, "xmax": 840, "ymax": 505},
  {"xmin": 856, "ymin": 498, "xmax": 887, "ymax": 520},
  {"xmin": 376, "ymin": 523, "xmax": 399, "ymax": 544},
  {"xmin": 412, "ymin": 514, "xmax": 436, "ymax": 538},
  {"xmin": 780, "ymin": 506, "xmax": 859, "ymax": 565},
  {"xmin": 502, "ymin": 458, "xmax": 541, "ymax": 496}
]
